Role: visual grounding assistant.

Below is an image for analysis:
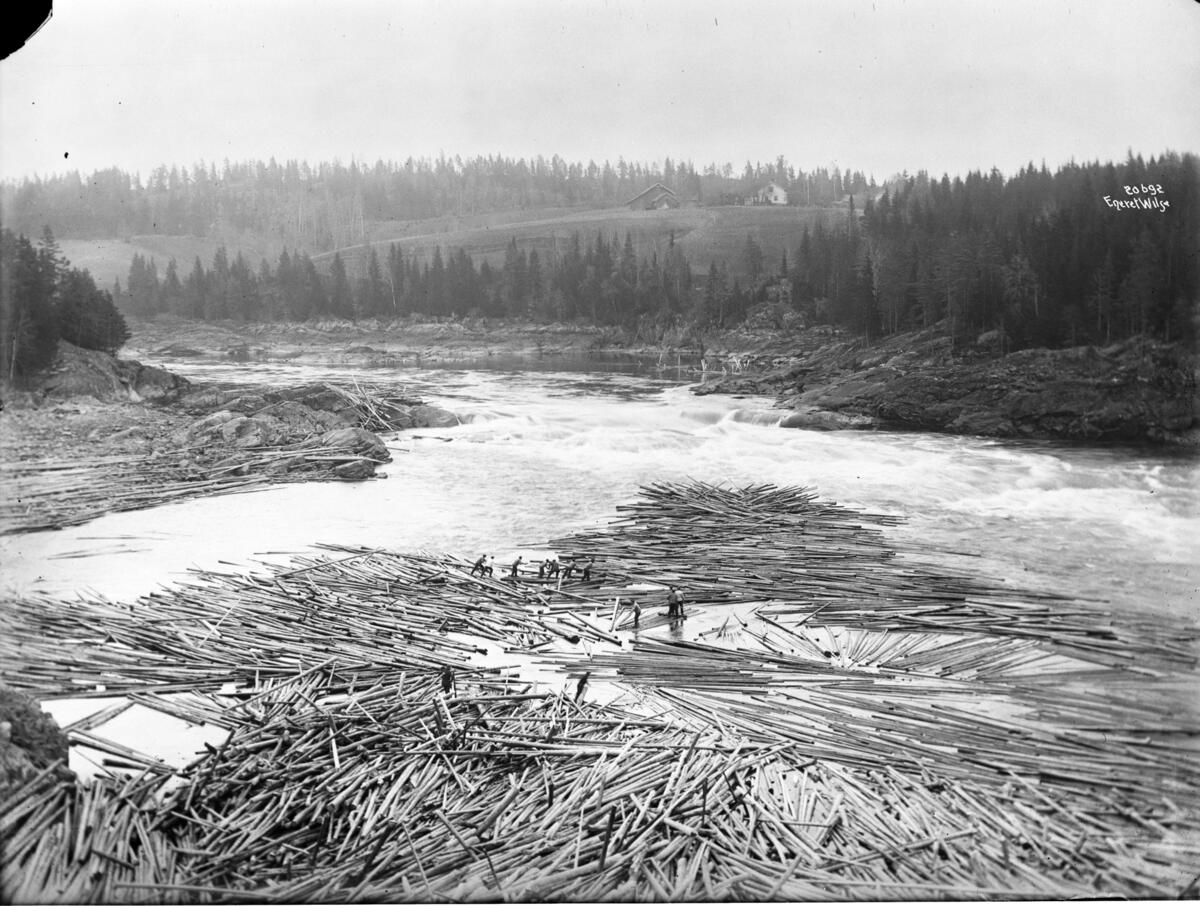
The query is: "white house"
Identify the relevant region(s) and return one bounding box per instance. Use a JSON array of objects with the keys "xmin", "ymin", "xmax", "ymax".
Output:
[{"xmin": 752, "ymin": 182, "xmax": 789, "ymax": 205}]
